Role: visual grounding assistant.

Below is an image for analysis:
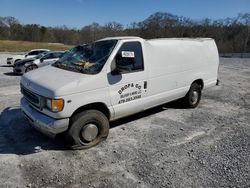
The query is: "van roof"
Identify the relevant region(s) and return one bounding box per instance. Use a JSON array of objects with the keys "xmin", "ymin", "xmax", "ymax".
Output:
[
  {"xmin": 148, "ymin": 38, "xmax": 214, "ymax": 42},
  {"xmin": 98, "ymin": 37, "xmax": 214, "ymax": 43},
  {"xmin": 98, "ymin": 36, "xmax": 143, "ymax": 41}
]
